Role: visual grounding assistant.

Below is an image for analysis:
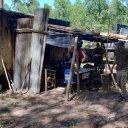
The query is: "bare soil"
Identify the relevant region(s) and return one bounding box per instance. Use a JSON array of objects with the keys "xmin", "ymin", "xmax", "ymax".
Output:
[{"xmin": 0, "ymin": 87, "xmax": 128, "ymax": 128}]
